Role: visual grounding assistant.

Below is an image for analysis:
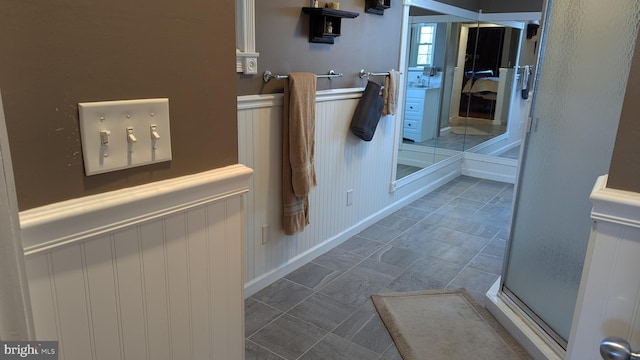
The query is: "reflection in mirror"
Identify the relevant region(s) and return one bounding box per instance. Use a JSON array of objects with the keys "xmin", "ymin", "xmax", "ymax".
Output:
[
  {"xmin": 395, "ymin": 5, "xmax": 529, "ymax": 181},
  {"xmin": 456, "ymin": 22, "xmax": 521, "ymax": 151},
  {"xmin": 396, "ymin": 8, "xmax": 468, "ymax": 179}
]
